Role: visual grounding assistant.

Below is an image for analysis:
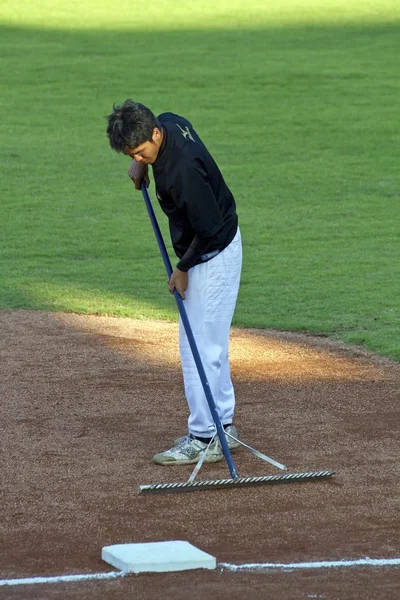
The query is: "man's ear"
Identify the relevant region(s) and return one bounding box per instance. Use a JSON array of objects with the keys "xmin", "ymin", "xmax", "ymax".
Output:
[{"xmin": 152, "ymin": 127, "xmax": 162, "ymax": 142}]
